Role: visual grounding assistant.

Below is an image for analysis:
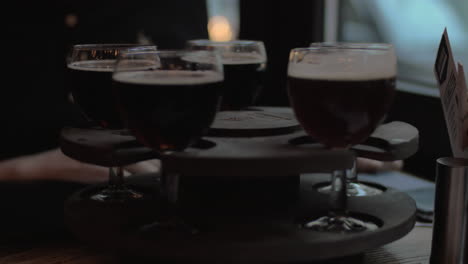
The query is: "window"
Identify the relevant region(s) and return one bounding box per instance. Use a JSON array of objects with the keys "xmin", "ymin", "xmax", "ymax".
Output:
[{"xmin": 333, "ymin": 0, "xmax": 468, "ymax": 97}]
